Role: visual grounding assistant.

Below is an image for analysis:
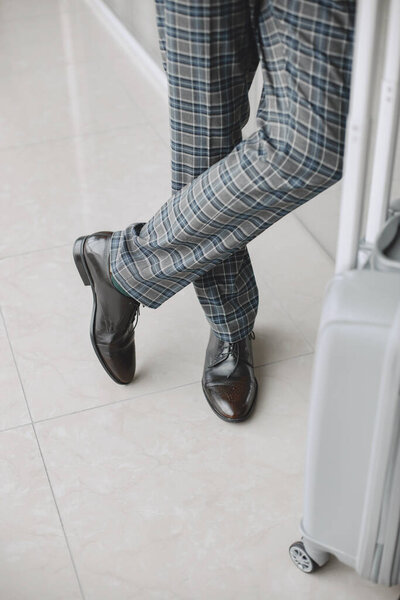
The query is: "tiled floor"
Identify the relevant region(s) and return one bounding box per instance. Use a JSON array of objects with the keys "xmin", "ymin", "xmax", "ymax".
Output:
[{"xmin": 1, "ymin": 1, "xmax": 398, "ymax": 599}]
